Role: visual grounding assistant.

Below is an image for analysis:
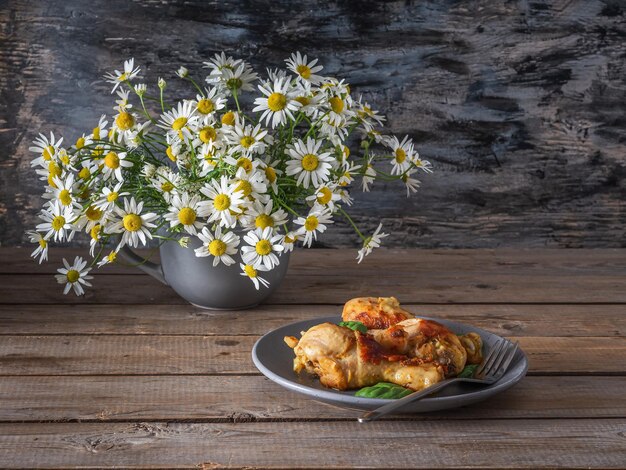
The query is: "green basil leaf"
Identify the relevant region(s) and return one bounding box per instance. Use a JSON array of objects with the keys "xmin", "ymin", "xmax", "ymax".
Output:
[
  {"xmin": 355, "ymin": 382, "xmax": 413, "ymax": 399},
  {"xmin": 338, "ymin": 321, "xmax": 368, "ymax": 333},
  {"xmin": 458, "ymin": 364, "xmax": 479, "ymax": 378}
]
